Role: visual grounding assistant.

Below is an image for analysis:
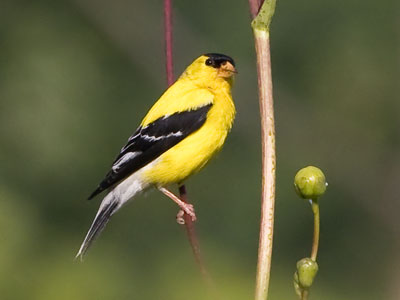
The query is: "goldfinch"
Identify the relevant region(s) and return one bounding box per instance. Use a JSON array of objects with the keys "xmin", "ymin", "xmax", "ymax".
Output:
[{"xmin": 76, "ymin": 53, "xmax": 236, "ymax": 258}]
